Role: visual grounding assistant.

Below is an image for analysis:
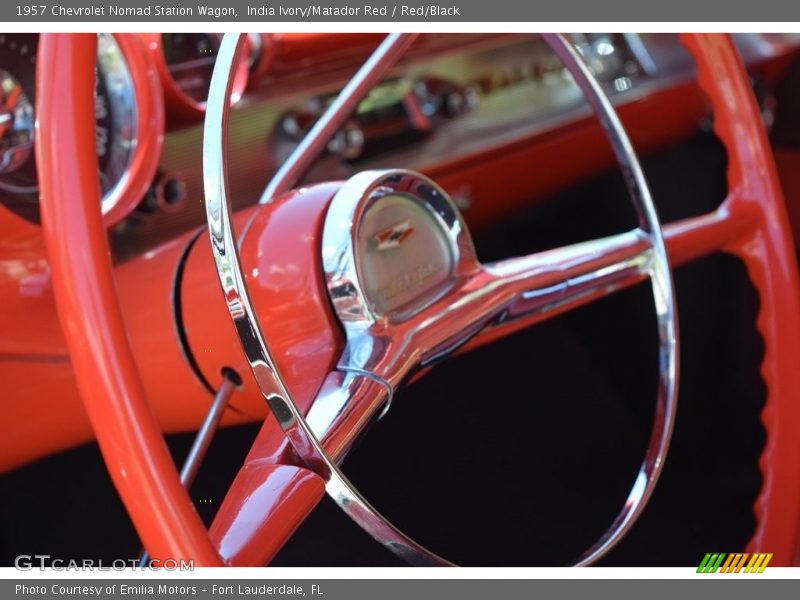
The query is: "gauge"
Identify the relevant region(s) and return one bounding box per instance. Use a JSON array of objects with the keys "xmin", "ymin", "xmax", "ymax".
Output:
[
  {"xmin": 142, "ymin": 33, "xmax": 250, "ymax": 123},
  {"xmin": 0, "ymin": 34, "xmax": 38, "ymax": 199},
  {"xmin": 0, "ymin": 33, "xmax": 163, "ymax": 226},
  {"xmin": 162, "ymin": 33, "xmax": 220, "ymax": 103},
  {"xmin": 0, "ymin": 70, "xmax": 35, "ymax": 180}
]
